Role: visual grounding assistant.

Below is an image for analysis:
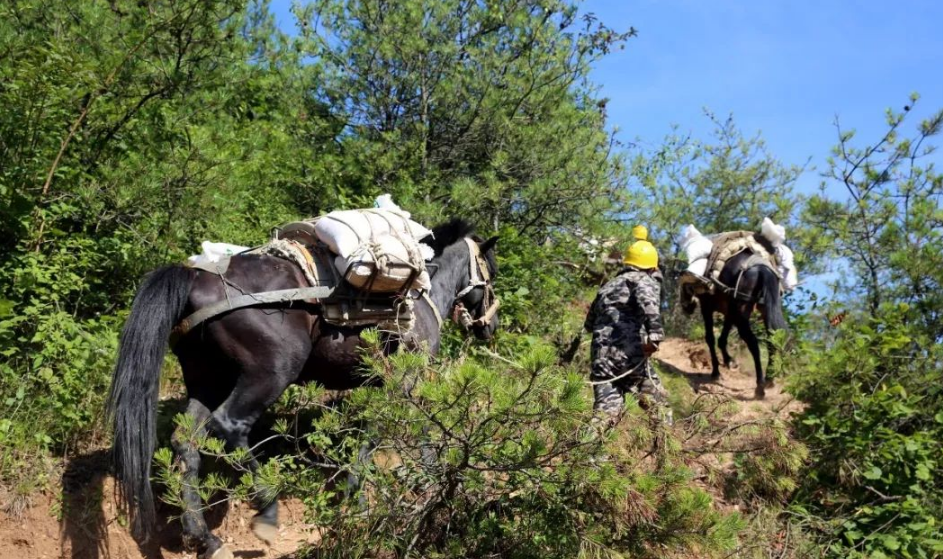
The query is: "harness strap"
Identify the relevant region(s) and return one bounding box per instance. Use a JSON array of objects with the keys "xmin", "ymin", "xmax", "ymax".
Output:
[
  {"xmin": 173, "ymin": 235, "xmax": 496, "ymax": 345},
  {"xmin": 456, "ymin": 237, "xmax": 499, "ymax": 328},
  {"xmin": 170, "ymin": 286, "xmax": 335, "ymax": 346},
  {"xmin": 465, "ymin": 237, "xmax": 491, "ymax": 282},
  {"xmin": 455, "ymin": 238, "xmax": 487, "ymax": 299},
  {"xmin": 421, "ymin": 291, "xmax": 443, "ymax": 329}
]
